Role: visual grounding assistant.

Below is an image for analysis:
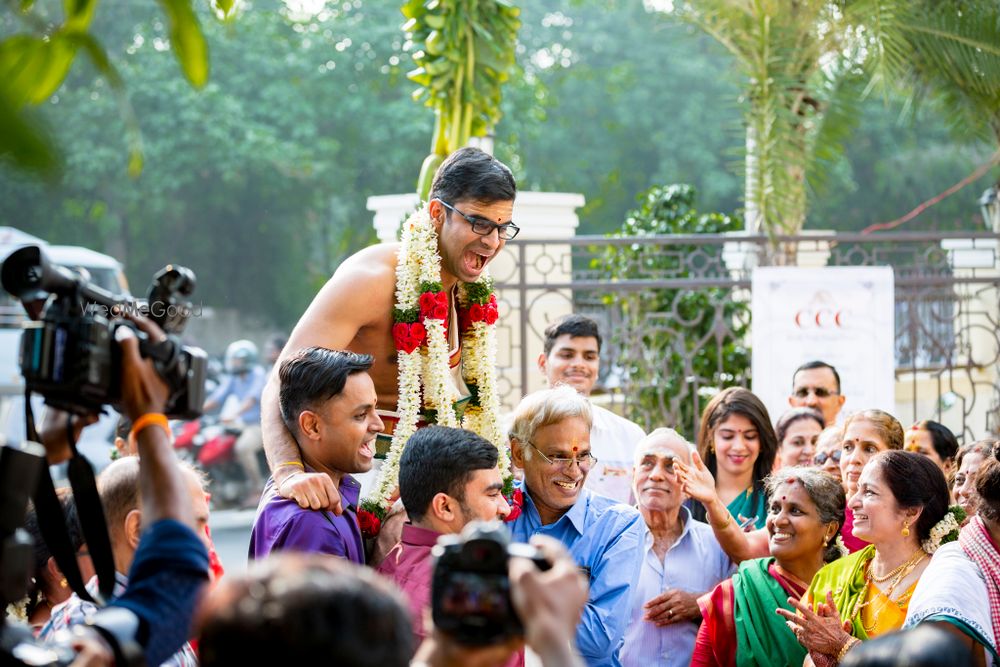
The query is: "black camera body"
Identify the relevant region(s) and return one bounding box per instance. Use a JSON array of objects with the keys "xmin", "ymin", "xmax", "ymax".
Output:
[
  {"xmin": 431, "ymin": 521, "xmax": 550, "ymax": 646},
  {"xmin": 0, "ymin": 443, "xmax": 145, "ymax": 666},
  {"xmin": 1, "ymin": 245, "xmax": 207, "ymax": 419}
]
